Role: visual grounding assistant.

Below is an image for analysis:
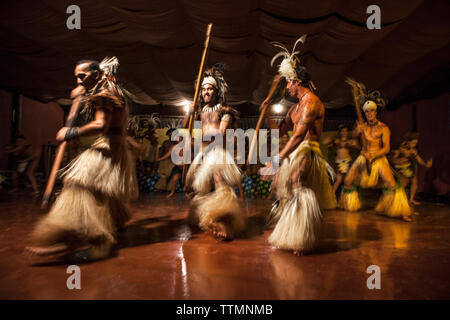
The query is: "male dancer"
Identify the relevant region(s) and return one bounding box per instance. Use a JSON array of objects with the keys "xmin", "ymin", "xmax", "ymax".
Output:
[
  {"xmin": 26, "ymin": 57, "xmax": 138, "ymax": 259},
  {"xmin": 339, "ymin": 79, "xmax": 412, "ymax": 221},
  {"xmin": 64, "ymin": 60, "xmax": 102, "ymax": 161},
  {"xmin": 260, "ymin": 35, "xmax": 337, "ymax": 255},
  {"xmin": 183, "ymin": 64, "xmax": 246, "ymax": 241}
]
